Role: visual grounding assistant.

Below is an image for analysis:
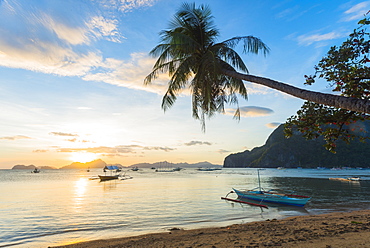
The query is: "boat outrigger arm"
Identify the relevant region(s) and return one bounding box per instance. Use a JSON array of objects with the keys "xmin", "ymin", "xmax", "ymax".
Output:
[{"xmin": 221, "ymin": 191, "xmax": 269, "ymax": 209}]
